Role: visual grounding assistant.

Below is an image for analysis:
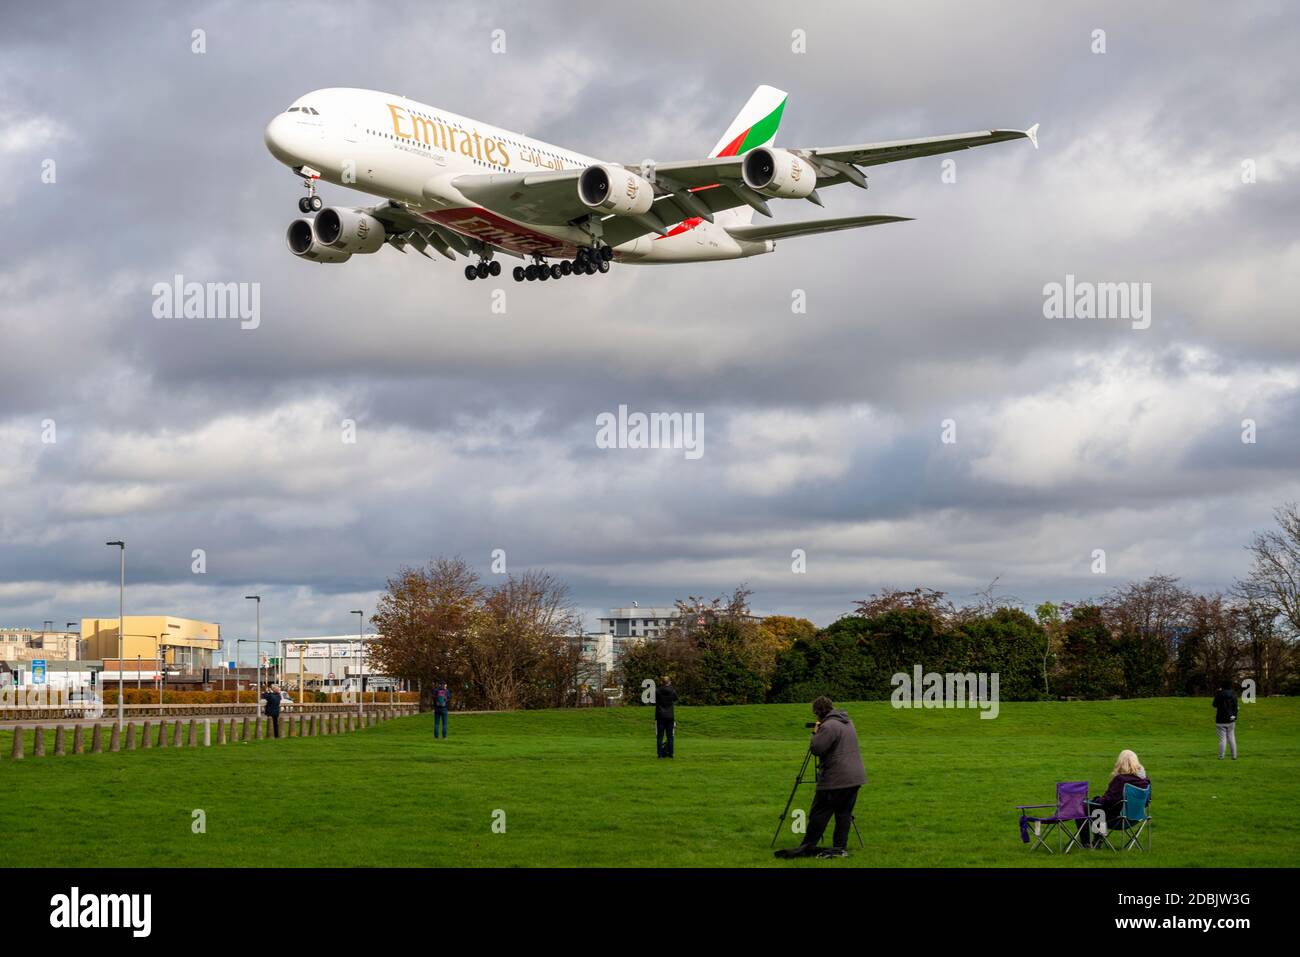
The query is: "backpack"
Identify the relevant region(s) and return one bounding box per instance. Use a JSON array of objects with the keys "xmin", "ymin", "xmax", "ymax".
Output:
[{"xmin": 435, "ymin": 688, "xmax": 448, "ymax": 709}]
